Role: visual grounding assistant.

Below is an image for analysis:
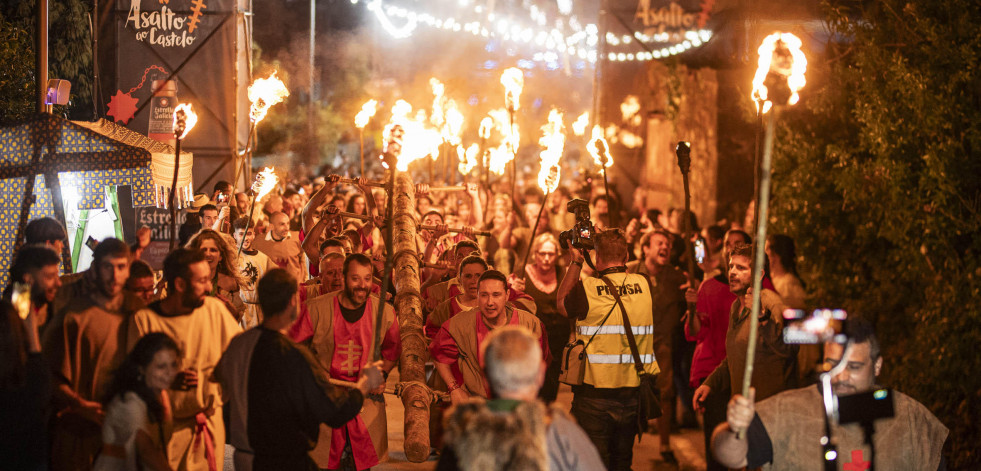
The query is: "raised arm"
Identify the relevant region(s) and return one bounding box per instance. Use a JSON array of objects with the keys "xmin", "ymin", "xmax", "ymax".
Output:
[
  {"xmin": 465, "ymin": 183, "xmax": 483, "ymax": 227},
  {"xmin": 556, "ymin": 247, "xmax": 585, "ymax": 318},
  {"xmin": 302, "ymin": 175, "xmax": 339, "ymax": 233}
]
